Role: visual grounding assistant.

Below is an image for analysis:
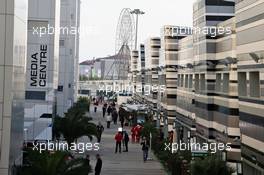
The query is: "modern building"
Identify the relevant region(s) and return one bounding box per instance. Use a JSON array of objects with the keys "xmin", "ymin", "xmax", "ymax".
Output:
[
  {"xmin": 57, "ymin": 0, "xmax": 81, "ymax": 117},
  {"xmin": 144, "ymin": 37, "xmax": 160, "ymax": 114},
  {"xmin": 24, "ymin": 0, "xmax": 60, "ymax": 140},
  {"xmin": 0, "ymin": 0, "xmax": 28, "ymax": 173},
  {"xmin": 134, "ymin": 0, "xmax": 264, "ymax": 173},
  {"xmin": 139, "ymin": 44, "xmax": 146, "ymax": 95},
  {"xmin": 175, "ymin": 17, "xmax": 242, "ymax": 172},
  {"xmin": 131, "ymin": 50, "xmax": 139, "ymax": 89},
  {"xmin": 159, "ymin": 25, "xmax": 190, "ymax": 138},
  {"xmin": 236, "ymin": 0, "xmax": 264, "ymax": 174},
  {"xmin": 132, "ymin": 44, "xmax": 146, "ymax": 102}
]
